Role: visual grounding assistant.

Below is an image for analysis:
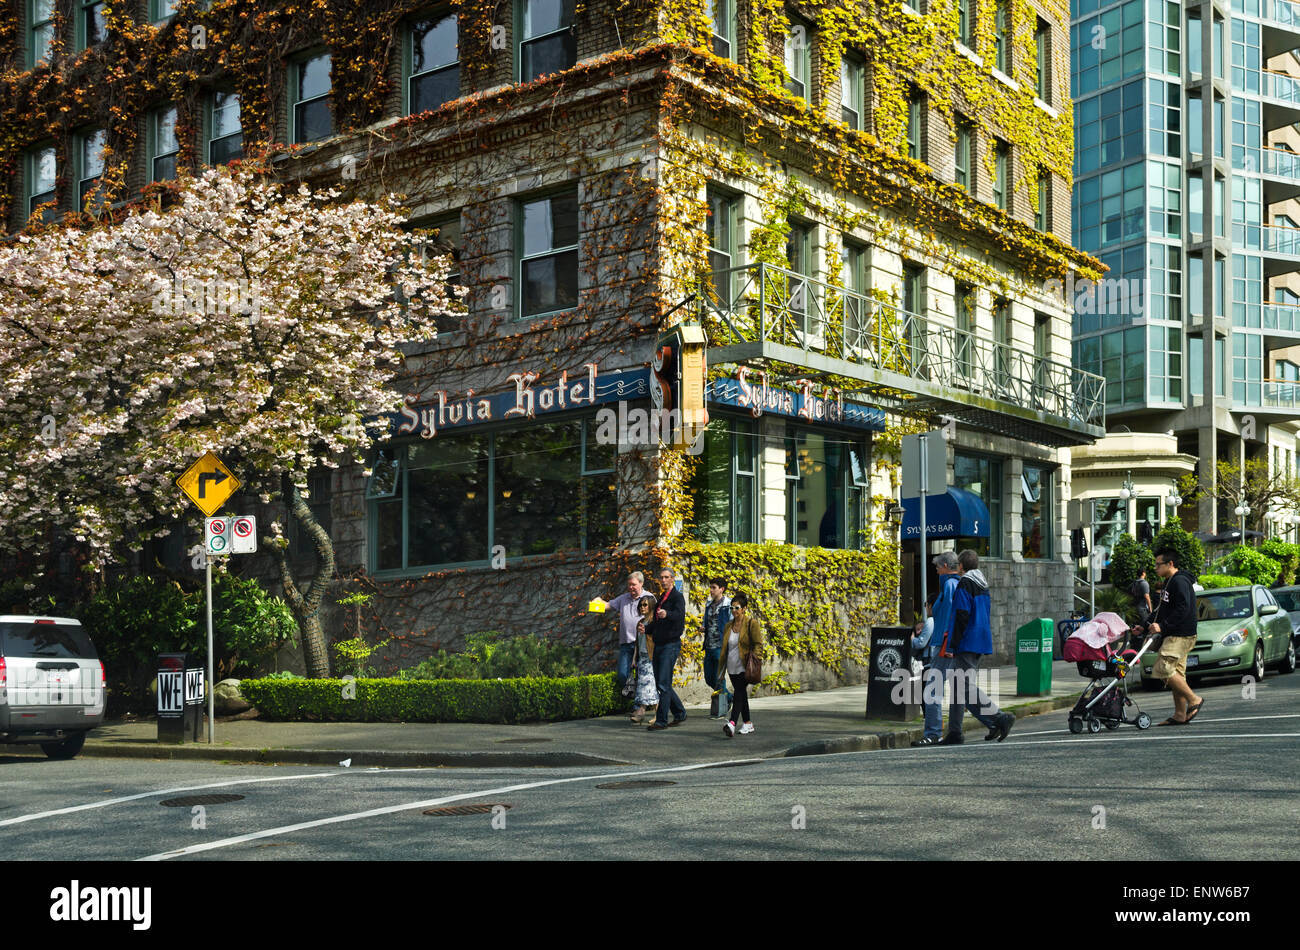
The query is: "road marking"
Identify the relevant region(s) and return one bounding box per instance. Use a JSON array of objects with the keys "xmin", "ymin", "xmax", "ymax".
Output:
[
  {"xmin": 0, "ymin": 767, "xmax": 429, "ymax": 828},
  {"xmin": 138, "ymin": 758, "xmax": 767, "ymax": 861},
  {"xmin": 1012, "ymin": 712, "xmax": 1300, "ymax": 738}
]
